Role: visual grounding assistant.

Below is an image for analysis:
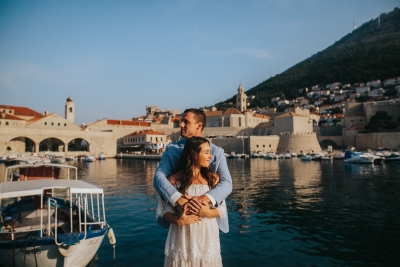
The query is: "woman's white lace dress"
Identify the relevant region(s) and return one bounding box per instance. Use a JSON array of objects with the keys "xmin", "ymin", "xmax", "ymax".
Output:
[{"xmin": 157, "ymin": 184, "xmax": 227, "ymax": 267}]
